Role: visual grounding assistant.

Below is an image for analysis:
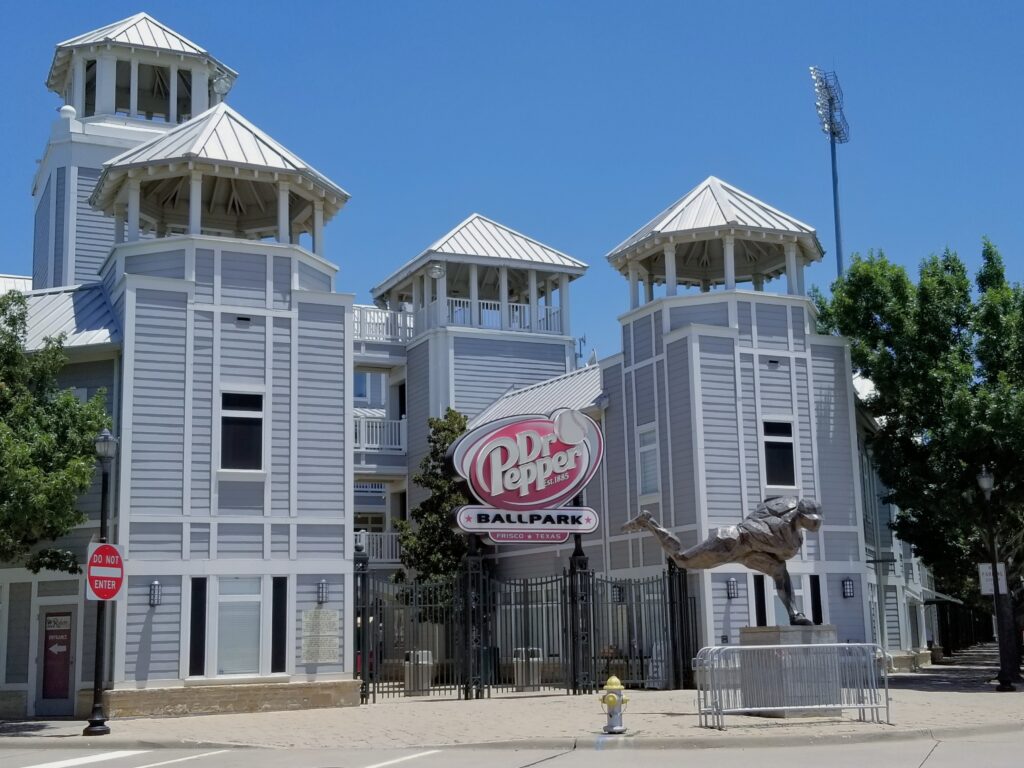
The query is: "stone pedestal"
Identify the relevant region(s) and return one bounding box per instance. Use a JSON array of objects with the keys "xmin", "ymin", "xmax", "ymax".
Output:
[{"xmin": 738, "ymin": 625, "xmax": 840, "ymax": 718}]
